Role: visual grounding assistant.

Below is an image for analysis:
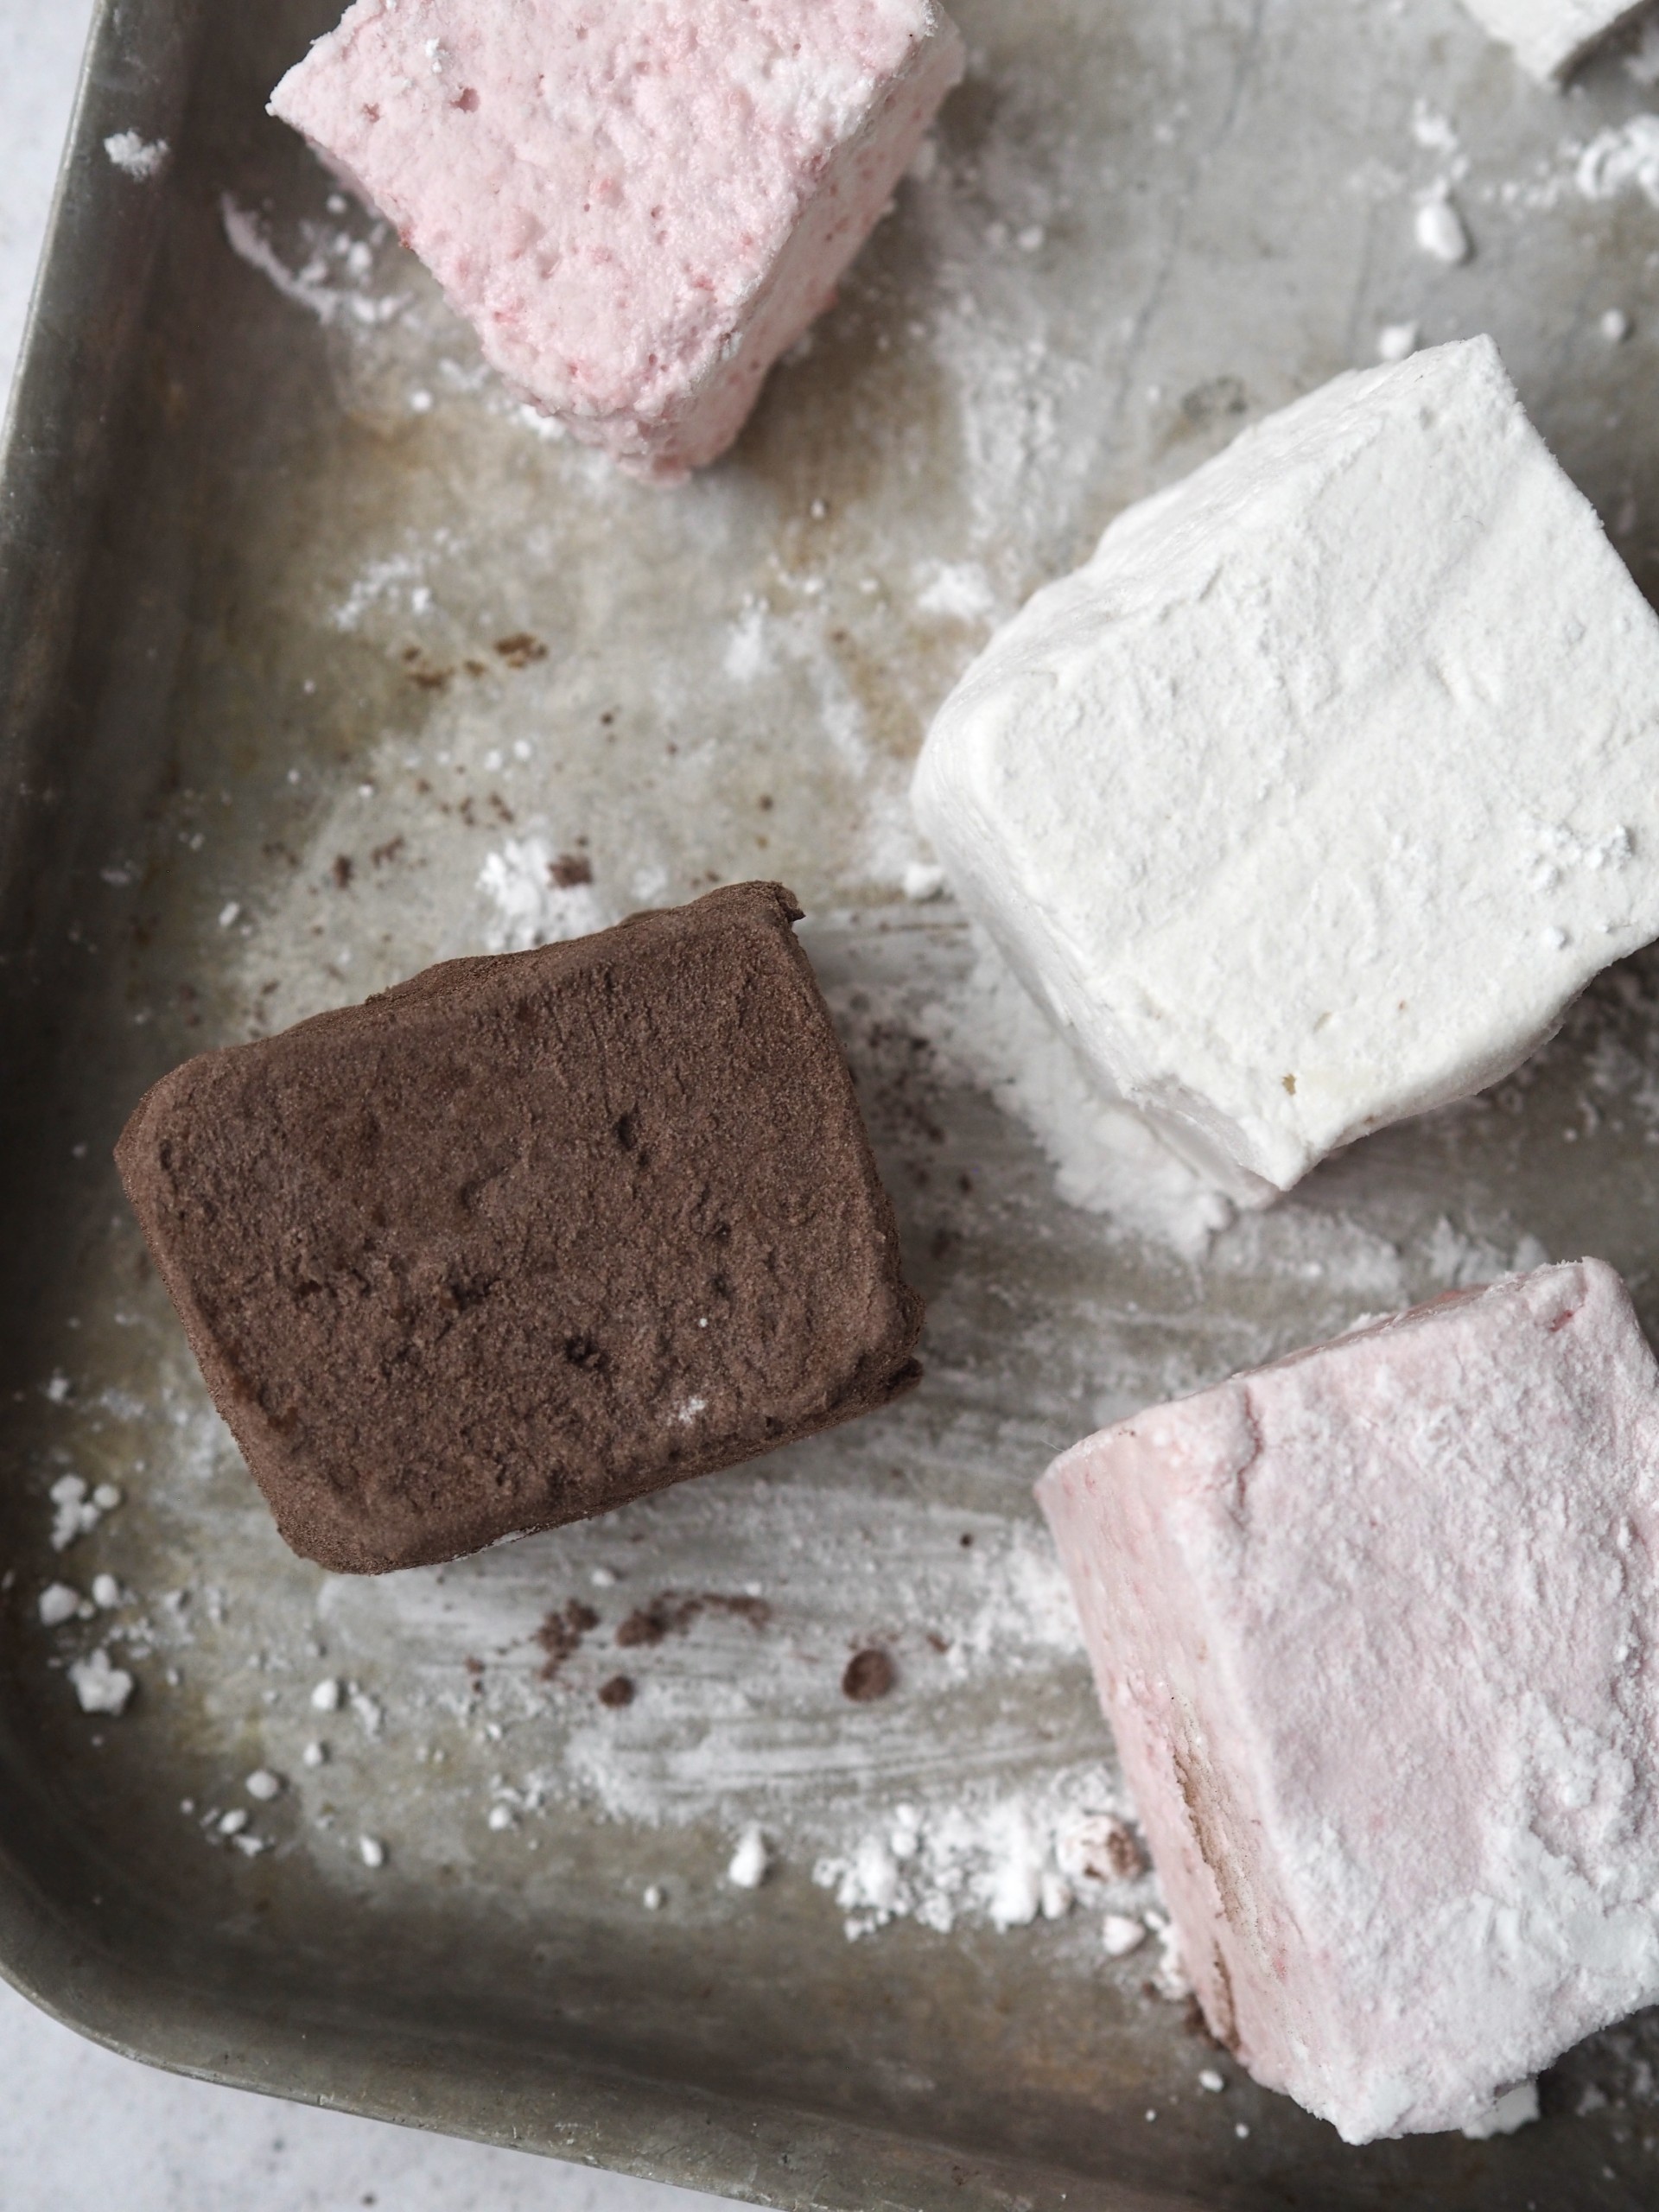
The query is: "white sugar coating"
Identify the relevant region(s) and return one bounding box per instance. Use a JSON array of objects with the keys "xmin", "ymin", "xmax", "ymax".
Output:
[
  {"xmin": 1102, "ymin": 1914, "xmax": 1147, "ymax": 1958},
  {"xmin": 1456, "ymin": 0, "xmax": 1647, "ymax": 81},
  {"xmin": 912, "ymin": 337, "xmax": 1659, "ymax": 1205},
  {"xmin": 1037, "ymin": 1260, "xmax": 1659, "ymax": 2143},
  {"xmin": 269, "ymin": 0, "xmax": 963, "ymax": 481}
]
